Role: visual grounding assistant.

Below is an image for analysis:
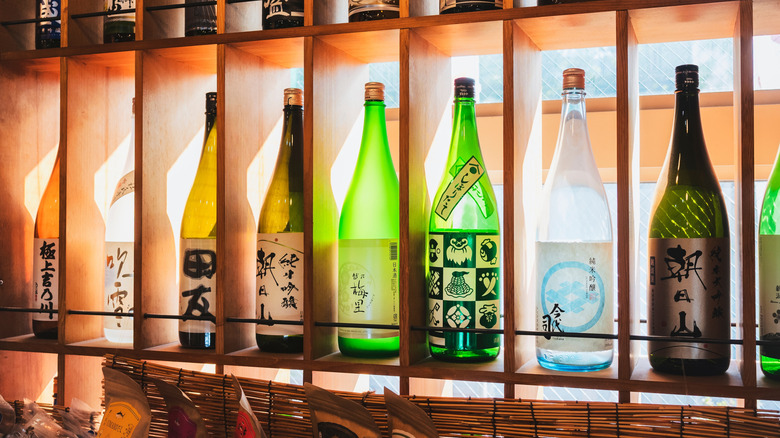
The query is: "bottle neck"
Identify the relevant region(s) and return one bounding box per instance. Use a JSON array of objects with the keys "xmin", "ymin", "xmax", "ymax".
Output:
[
  {"xmin": 447, "ymin": 97, "xmax": 483, "ymax": 161},
  {"xmin": 356, "ymin": 100, "xmax": 390, "ymax": 163},
  {"xmin": 553, "ymin": 89, "xmax": 590, "ymax": 156},
  {"xmin": 666, "ymin": 88, "xmax": 714, "ymax": 187},
  {"xmin": 279, "ymin": 104, "xmax": 304, "ymax": 192},
  {"xmin": 122, "ymin": 114, "xmax": 136, "ymax": 175},
  {"xmin": 204, "ymin": 111, "xmax": 216, "ymax": 140}
]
